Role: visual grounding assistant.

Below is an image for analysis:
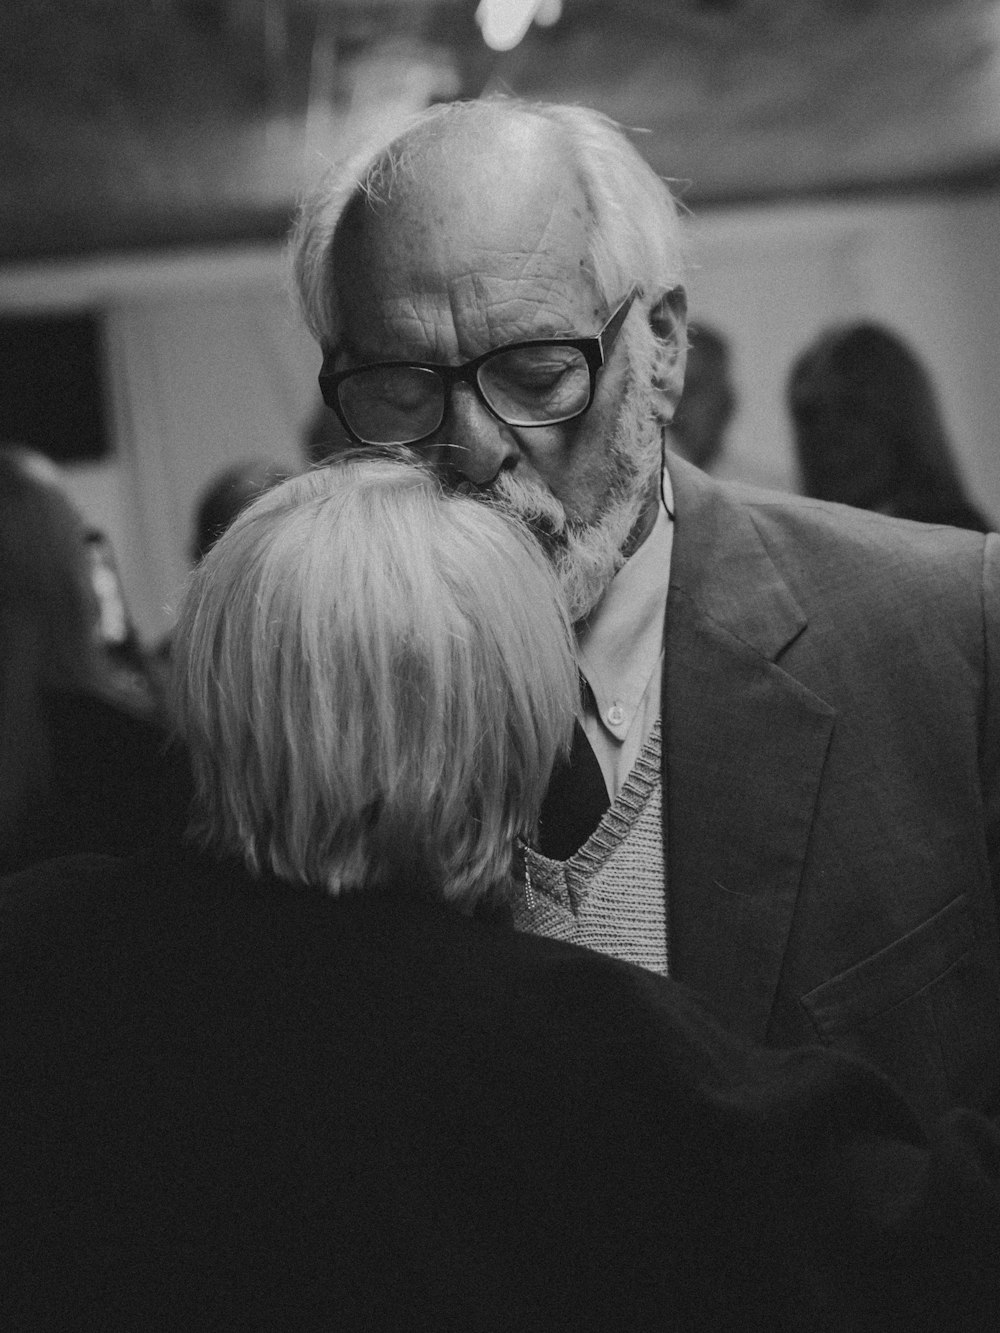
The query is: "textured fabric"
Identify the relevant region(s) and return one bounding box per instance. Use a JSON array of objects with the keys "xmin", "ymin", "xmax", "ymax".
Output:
[
  {"xmin": 660, "ymin": 455, "xmax": 1000, "ymax": 1130},
  {"xmin": 3, "ymin": 850, "xmax": 1000, "ymax": 1331},
  {"xmin": 517, "ymin": 720, "xmax": 667, "ymax": 976}
]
